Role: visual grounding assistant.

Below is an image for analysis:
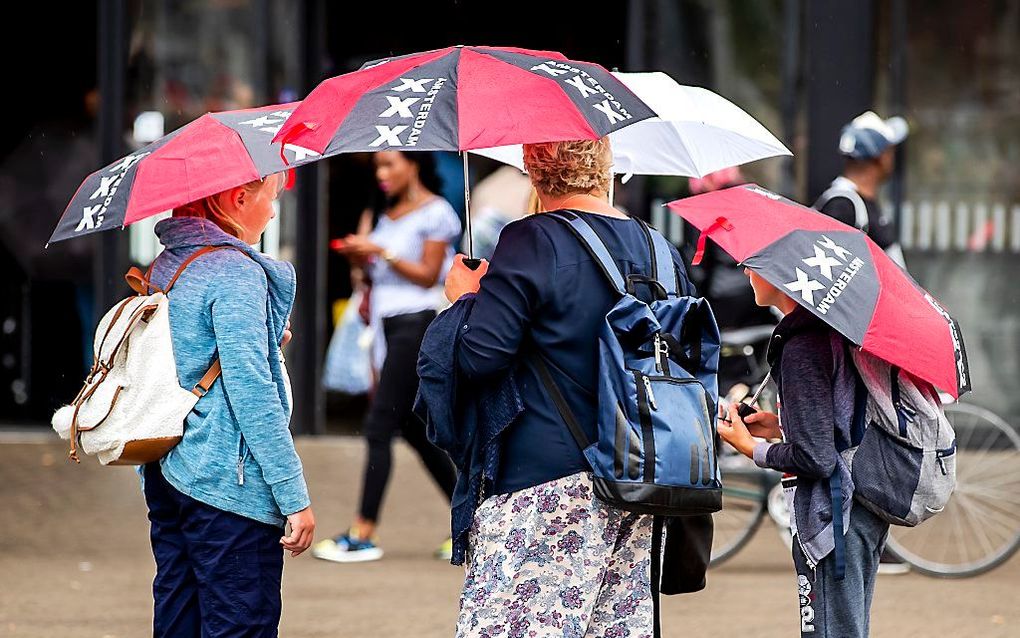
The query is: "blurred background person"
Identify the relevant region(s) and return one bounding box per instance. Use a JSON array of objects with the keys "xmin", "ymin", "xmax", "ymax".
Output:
[
  {"xmin": 465, "ymin": 165, "xmax": 534, "ymax": 260},
  {"xmin": 814, "ymin": 111, "xmax": 909, "ymax": 267},
  {"xmin": 313, "ymin": 151, "xmax": 460, "ymax": 563}
]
